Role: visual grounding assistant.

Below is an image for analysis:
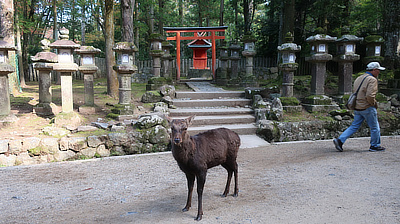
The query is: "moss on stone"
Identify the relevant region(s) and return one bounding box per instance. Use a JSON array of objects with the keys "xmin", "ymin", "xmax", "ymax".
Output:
[{"xmin": 280, "ymin": 97, "xmax": 300, "ymax": 106}]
